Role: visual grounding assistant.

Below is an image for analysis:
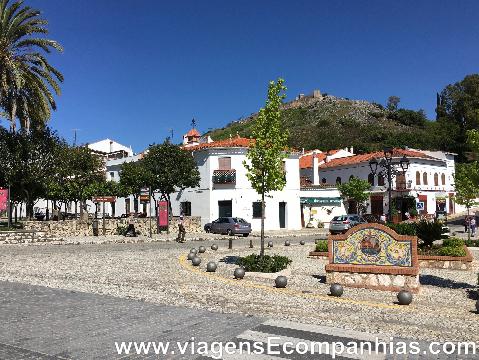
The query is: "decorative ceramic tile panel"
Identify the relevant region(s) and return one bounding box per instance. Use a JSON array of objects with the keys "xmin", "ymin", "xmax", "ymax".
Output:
[{"xmin": 332, "ymin": 227, "xmax": 412, "ymax": 267}]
